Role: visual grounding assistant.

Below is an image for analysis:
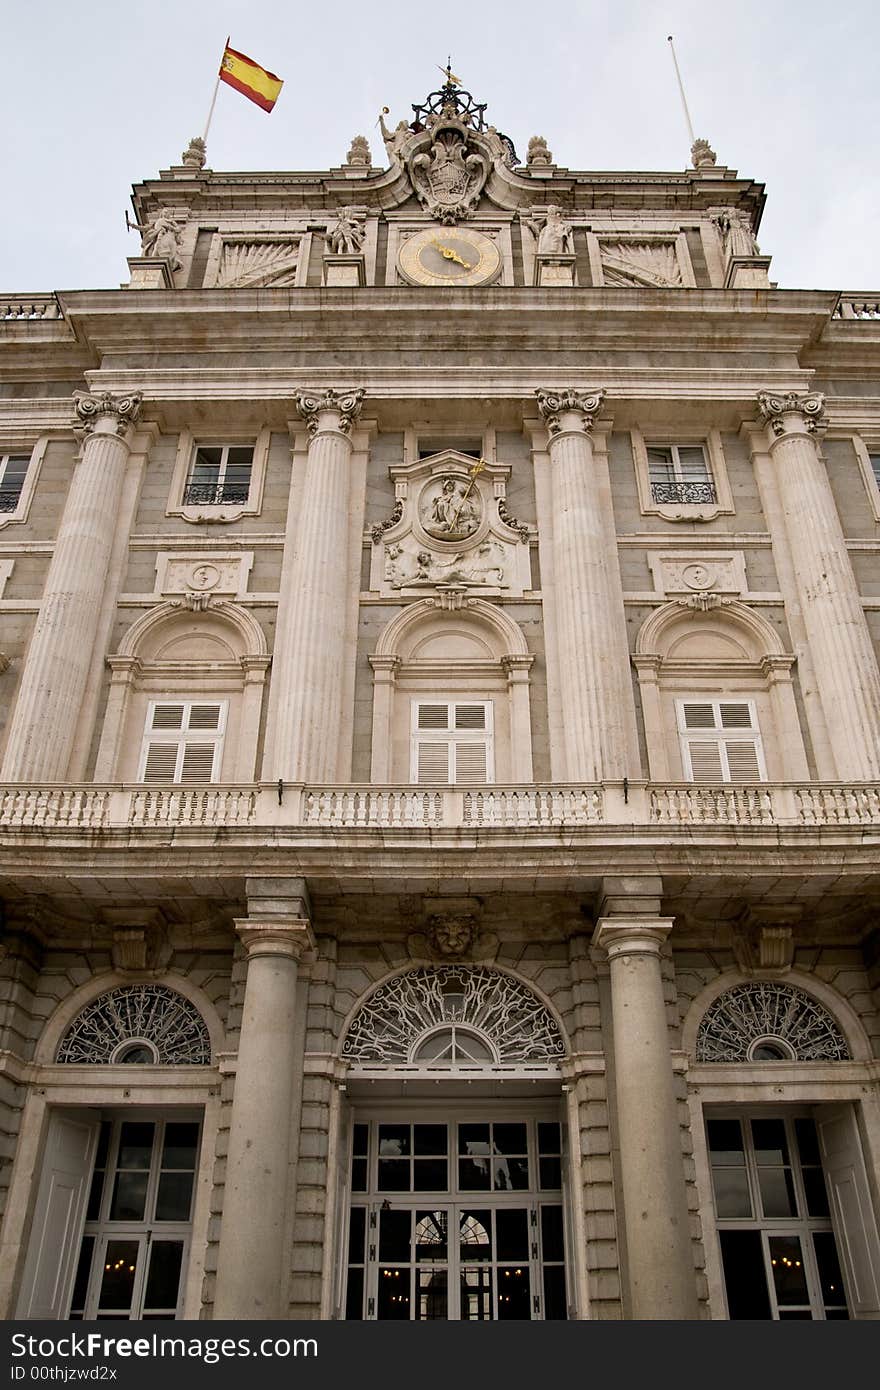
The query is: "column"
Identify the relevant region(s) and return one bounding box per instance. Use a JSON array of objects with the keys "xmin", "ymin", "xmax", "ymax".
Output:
[
  {"xmin": 1, "ymin": 391, "xmax": 142, "ymax": 782},
  {"xmin": 213, "ymin": 881, "xmax": 314, "ymax": 1320},
  {"xmin": 594, "ymin": 890, "xmax": 700, "ymax": 1319},
  {"xmin": 264, "ymin": 387, "xmax": 364, "ymax": 784},
  {"xmin": 535, "ymin": 389, "xmax": 637, "ymax": 782},
  {"xmin": 756, "ymin": 391, "xmax": 880, "ymax": 779}
]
